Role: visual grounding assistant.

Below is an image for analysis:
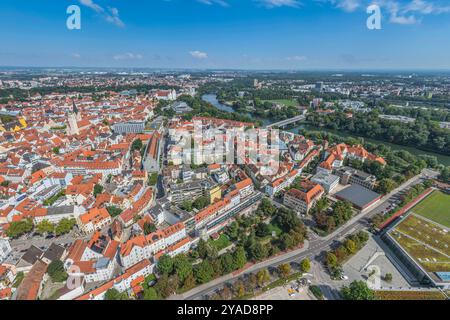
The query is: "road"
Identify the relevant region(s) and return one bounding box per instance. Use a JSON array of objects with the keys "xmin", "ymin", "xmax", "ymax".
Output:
[{"xmin": 174, "ymin": 169, "xmax": 437, "ymax": 300}]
